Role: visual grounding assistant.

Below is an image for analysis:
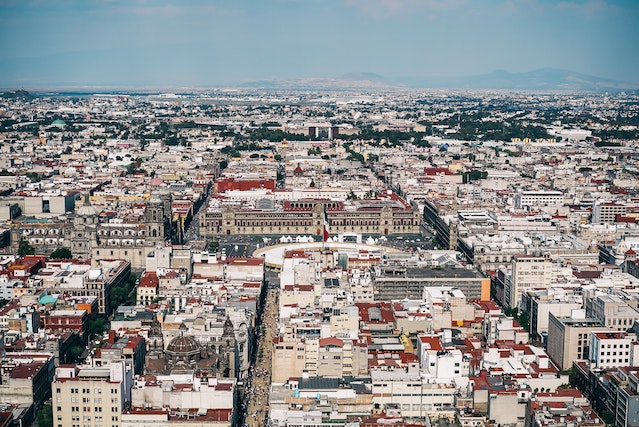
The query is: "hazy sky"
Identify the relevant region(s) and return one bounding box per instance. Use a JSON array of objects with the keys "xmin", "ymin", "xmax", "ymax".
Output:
[{"xmin": 1, "ymin": 0, "xmax": 638, "ymax": 88}]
